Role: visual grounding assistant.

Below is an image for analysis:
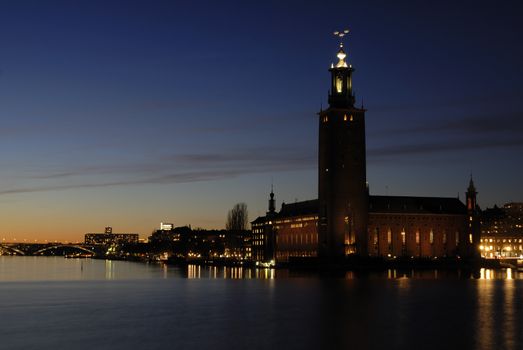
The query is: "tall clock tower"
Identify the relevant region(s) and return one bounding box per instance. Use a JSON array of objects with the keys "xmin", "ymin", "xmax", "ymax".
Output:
[{"xmin": 318, "ymin": 36, "xmax": 368, "ymax": 259}]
